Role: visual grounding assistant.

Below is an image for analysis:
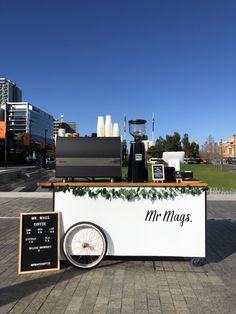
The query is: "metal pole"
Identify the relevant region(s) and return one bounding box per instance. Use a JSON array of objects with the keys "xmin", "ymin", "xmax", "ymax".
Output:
[
  {"xmin": 29, "ymin": 119, "xmax": 32, "ymax": 156},
  {"xmin": 4, "ymin": 104, "xmax": 7, "ymax": 168},
  {"xmin": 43, "ymin": 129, "xmax": 47, "ymax": 167},
  {"xmin": 152, "ymin": 113, "xmax": 155, "ymax": 142},
  {"xmin": 234, "ymin": 134, "xmax": 235, "ymax": 158},
  {"xmin": 220, "ymin": 139, "xmax": 223, "ymax": 168}
]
